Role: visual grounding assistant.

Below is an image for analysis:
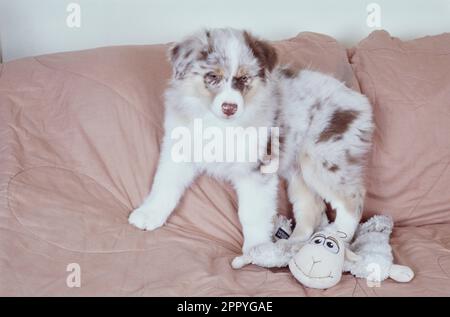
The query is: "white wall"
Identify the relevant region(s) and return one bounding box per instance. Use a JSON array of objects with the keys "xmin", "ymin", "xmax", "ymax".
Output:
[{"xmin": 1, "ymin": 0, "xmax": 450, "ymax": 62}]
